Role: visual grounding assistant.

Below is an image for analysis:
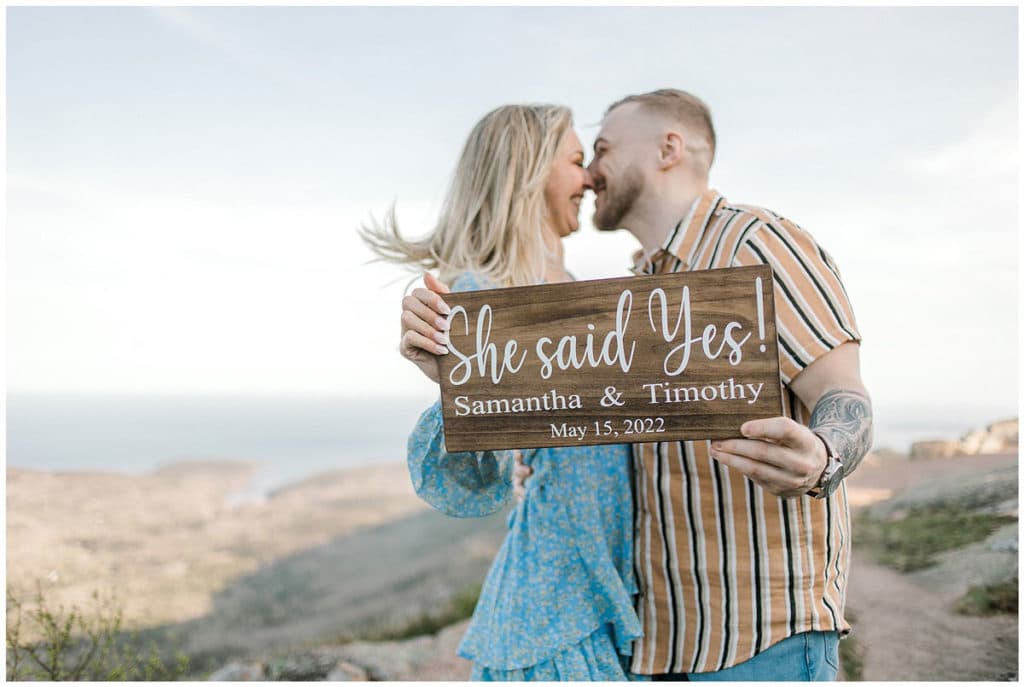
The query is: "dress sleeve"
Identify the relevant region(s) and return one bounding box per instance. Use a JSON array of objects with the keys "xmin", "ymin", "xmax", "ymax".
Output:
[
  {"xmin": 407, "ymin": 400, "xmax": 514, "ymax": 517},
  {"xmin": 732, "ymin": 218, "xmax": 861, "ymax": 385}
]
